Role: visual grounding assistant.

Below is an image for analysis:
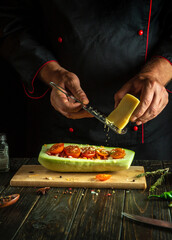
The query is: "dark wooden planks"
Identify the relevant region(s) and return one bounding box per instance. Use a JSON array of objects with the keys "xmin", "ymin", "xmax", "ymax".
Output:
[
  {"xmin": 13, "ymin": 187, "xmax": 84, "ymax": 240},
  {"xmin": 0, "ymin": 186, "xmax": 41, "ymax": 240},
  {"xmin": 0, "ymin": 158, "xmax": 39, "ymax": 240},
  {"xmin": 1, "ymin": 158, "xmax": 172, "ymax": 240},
  {"xmin": 121, "ymin": 160, "xmax": 172, "ymax": 240},
  {"xmin": 10, "ymin": 157, "xmax": 126, "ymax": 240},
  {"xmin": 67, "ymin": 189, "xmax": 125, "ymax": 240},
  {"xmin": 0, "ymin": 158, "xmax": 85, "ymax": 240}
]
